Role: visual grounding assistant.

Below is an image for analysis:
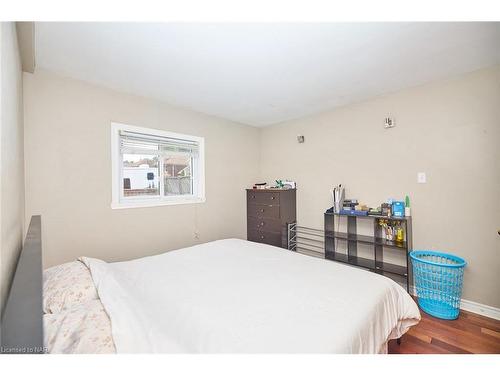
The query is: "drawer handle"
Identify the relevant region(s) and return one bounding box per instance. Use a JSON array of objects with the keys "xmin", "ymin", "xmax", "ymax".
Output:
[
  {"xmin": 261, "ymin": 222, "xmax": 264, "ymax": 226},
  {"xmin": 260, "ymin": 235, "xmax": 265, "ymax": 239},
  {"xmin": 271, "ymin": 196, "xmax": 275, "ymax": 200},
  {"xmin": 260, "ymin": 208, "xmax": 264, "ymax": 212},
  {"xmin": 252, "ymin": 195, "xmax": 256, "ymax": 199}
]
